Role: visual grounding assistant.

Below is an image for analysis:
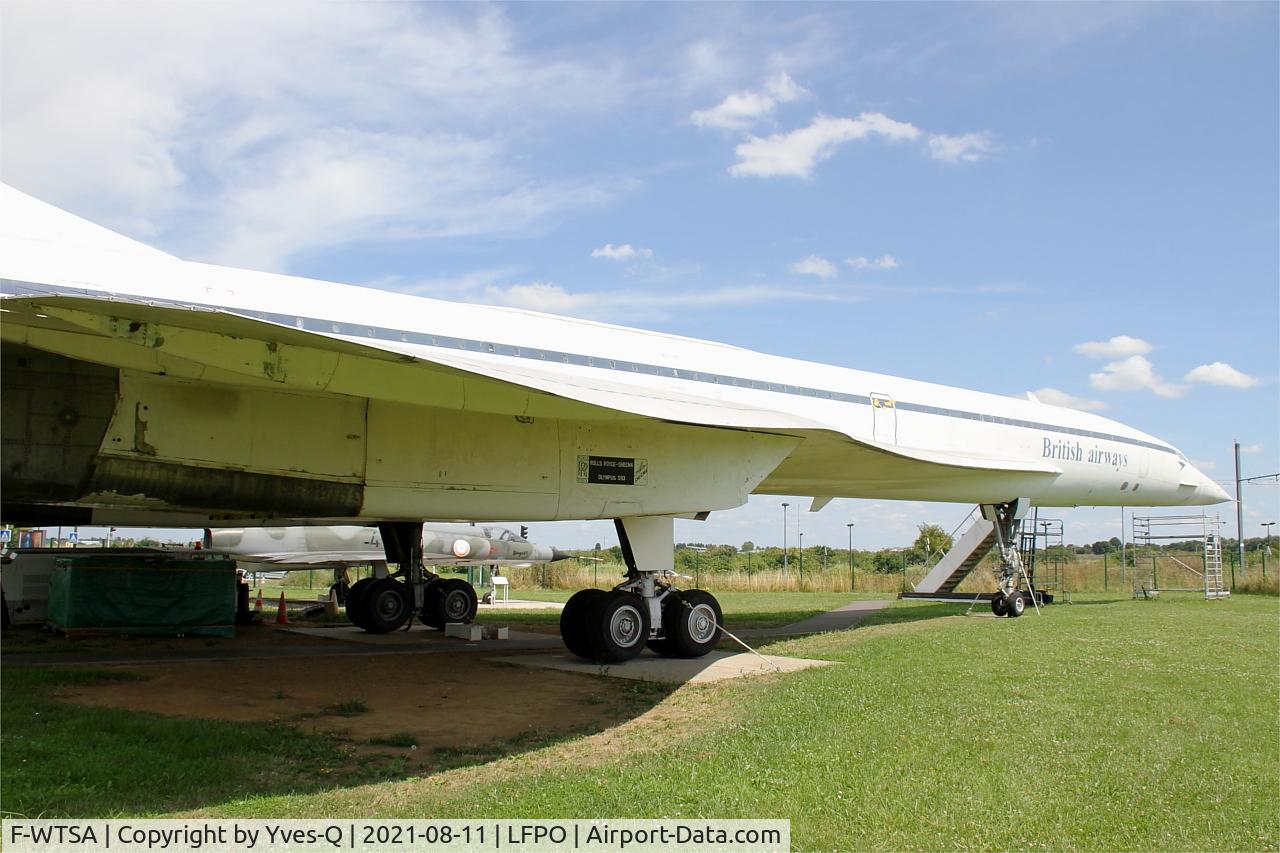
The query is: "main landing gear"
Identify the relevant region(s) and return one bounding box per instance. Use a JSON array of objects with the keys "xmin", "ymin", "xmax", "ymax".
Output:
[
  {"xmin": 560, "ymin": 517, "xmax": 724, "ymax": 663},
  {"xmin": 342, "ymin": 523, "xmax": 479, "ymax": 633}
]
